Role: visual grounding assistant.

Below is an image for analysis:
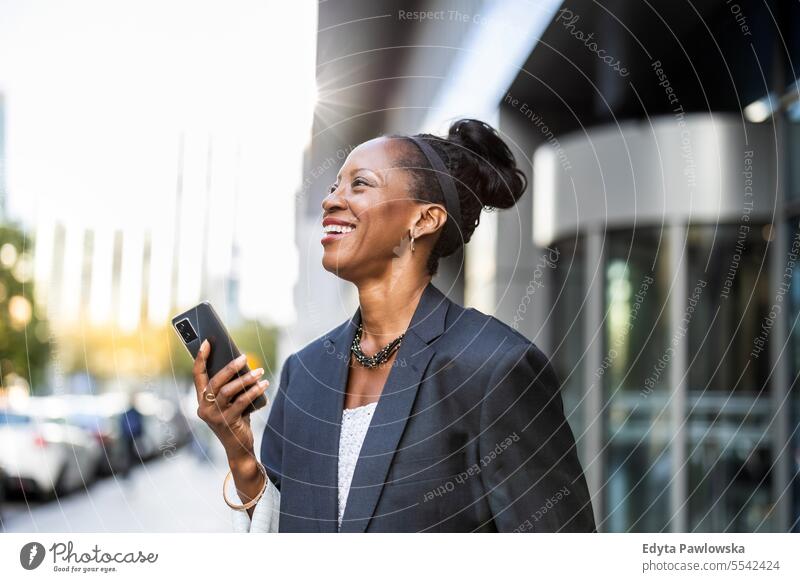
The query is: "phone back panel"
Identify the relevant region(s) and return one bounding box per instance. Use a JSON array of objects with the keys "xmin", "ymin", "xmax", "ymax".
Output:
[
  {"xmin": 172, "ymin": 302, "xmax": 267, "ymax": 414},
  {"xmin": 172, "ymin": 302, "xmax": 249, "ymax": 378}
]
